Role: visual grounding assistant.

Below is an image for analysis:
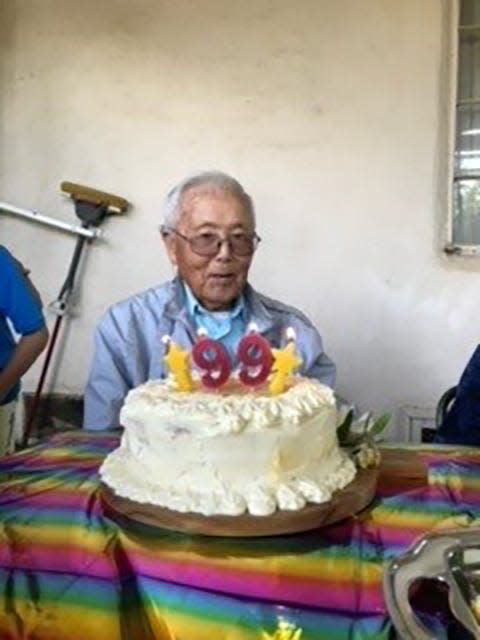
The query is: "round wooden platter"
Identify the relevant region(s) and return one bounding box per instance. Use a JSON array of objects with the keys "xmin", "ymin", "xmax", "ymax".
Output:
[{"xmin": 100, "ymin": 467, "xmax": 379, "ymax": 538}]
